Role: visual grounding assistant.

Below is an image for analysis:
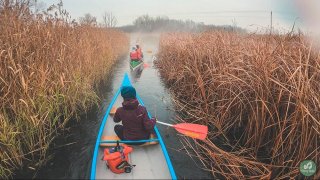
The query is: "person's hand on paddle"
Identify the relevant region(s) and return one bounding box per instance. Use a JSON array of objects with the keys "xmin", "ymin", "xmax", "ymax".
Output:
[
  {"xmin": 149, "ymin": 117, "xmax": 157, "ymax": 134},
  {"xmin": 150, "ymin": 117, "xmax": 156, "ymax": 124}
]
